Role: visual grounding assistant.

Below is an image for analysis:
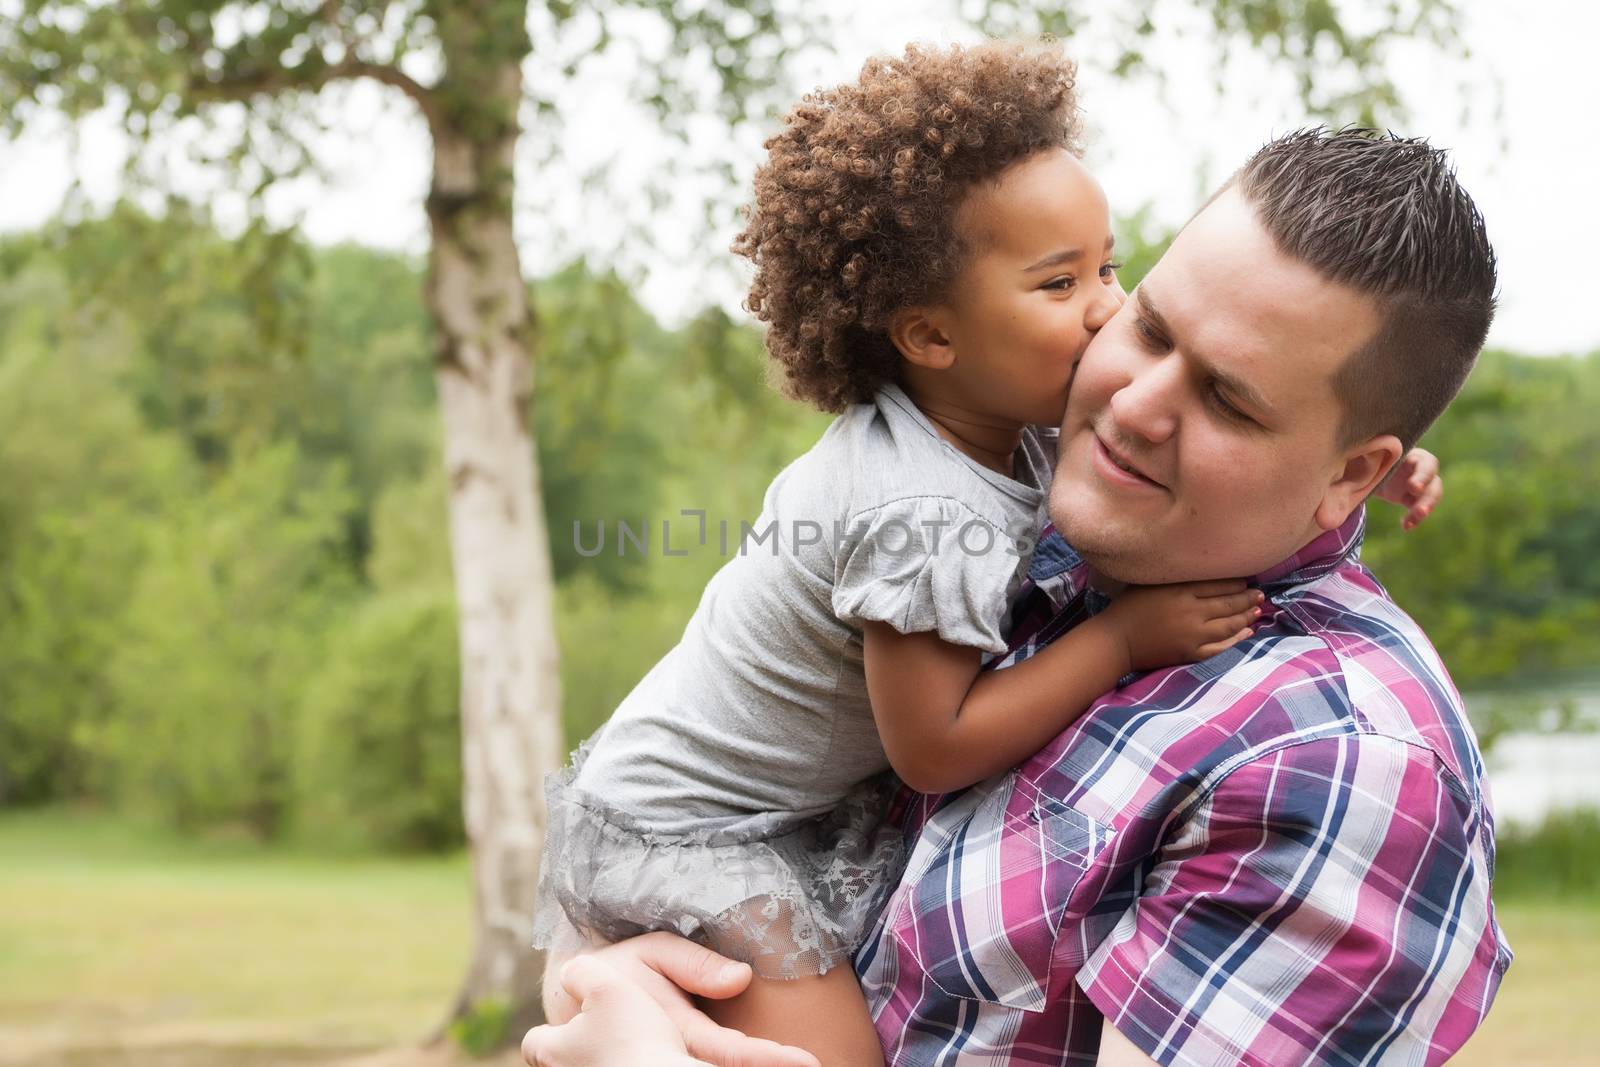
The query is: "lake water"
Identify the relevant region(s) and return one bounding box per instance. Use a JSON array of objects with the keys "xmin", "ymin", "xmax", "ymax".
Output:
[{"xmin": 1467, "ymin": 674, "xmax": 1600, "ymax": 830}]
